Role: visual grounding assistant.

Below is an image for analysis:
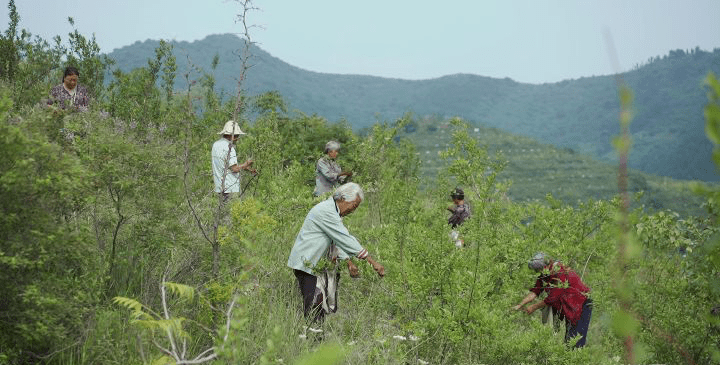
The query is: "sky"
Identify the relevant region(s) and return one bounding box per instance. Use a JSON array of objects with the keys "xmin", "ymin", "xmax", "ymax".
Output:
[{"xmin": 5, "ymin": 0, "xmax": 720, "ymax": 84}]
